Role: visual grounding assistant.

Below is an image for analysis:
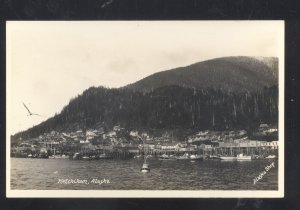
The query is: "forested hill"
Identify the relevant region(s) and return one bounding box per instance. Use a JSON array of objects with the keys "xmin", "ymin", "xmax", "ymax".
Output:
[
  {"xmin": 12, "ymin": 56, "xmax": 279, "ymax": 140},
  {"xmin": 125, "ymin": 56, "xmax": 278, "ymax": 92},
  {"xmin": 13, "ymin": 85, "xmax": 278, "ymax": 140}
]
